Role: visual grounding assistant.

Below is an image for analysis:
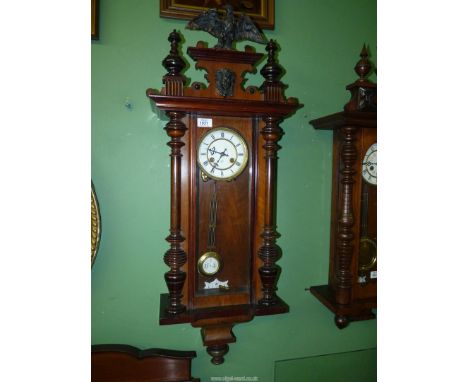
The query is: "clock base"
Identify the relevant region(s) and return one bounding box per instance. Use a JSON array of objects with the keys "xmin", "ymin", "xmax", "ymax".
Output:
[
  {"xmin": 159, "ymin": 293, "xmax": 289, "ymax": 325},
  {"xmin": 159, "ymin": 293, "xmax": 289, "ymax": 362},
  {"xmin": 309, "ymin": 285, "xmax": 376, "ymax": 329}
]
